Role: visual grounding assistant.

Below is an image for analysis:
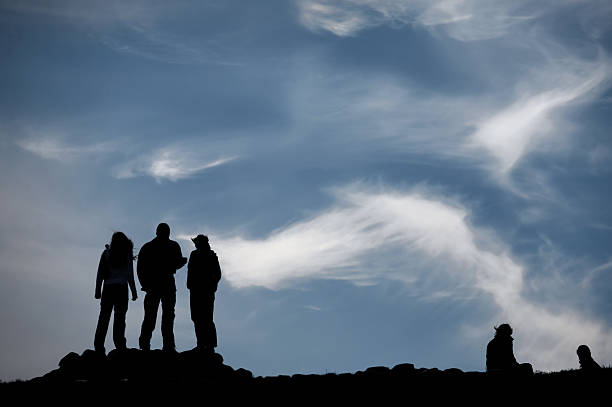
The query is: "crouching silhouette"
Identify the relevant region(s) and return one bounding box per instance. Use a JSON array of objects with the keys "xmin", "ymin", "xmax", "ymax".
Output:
[
  {"xmin": 188, "ymin": 234, "xmax": 222, "ymax": 353},
  {"xmin": 486, "ymin": 323, "xmax": 533, "ymax": 375},
  {"xmin": 577, "ymin": 345, "xmax": 601, "ymax": 371}
]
